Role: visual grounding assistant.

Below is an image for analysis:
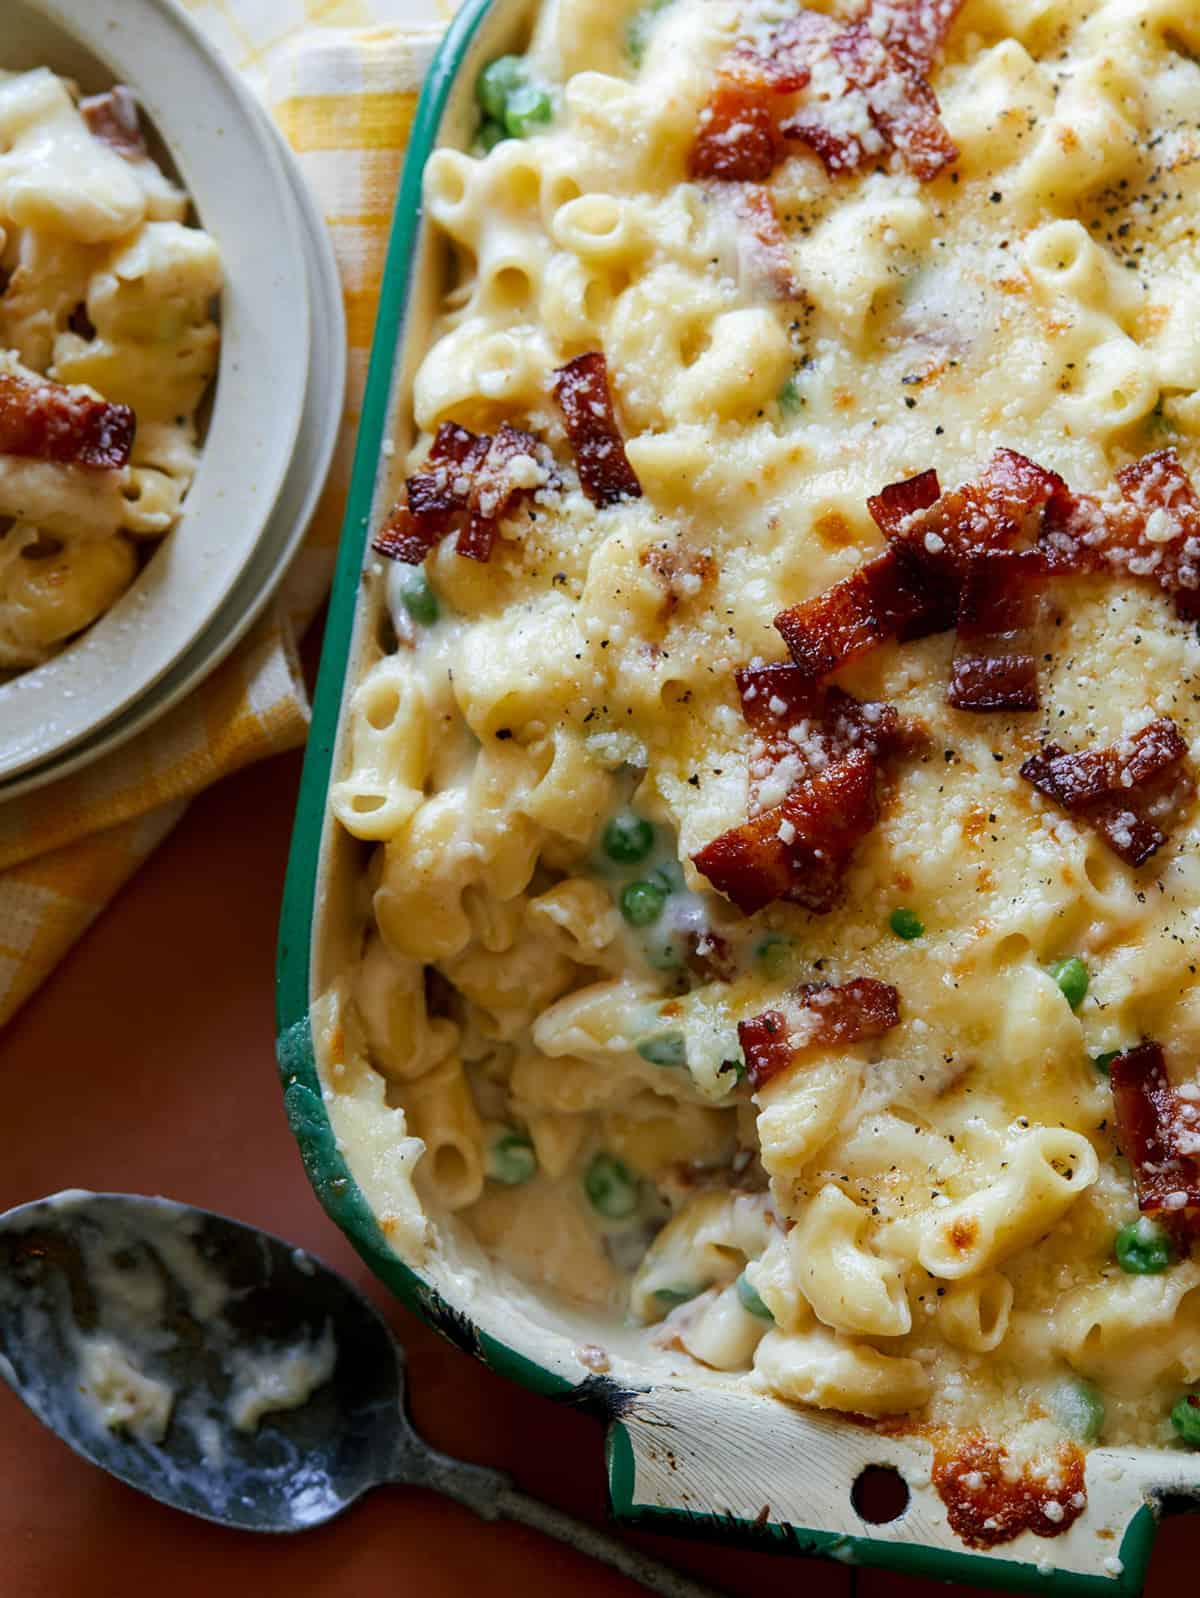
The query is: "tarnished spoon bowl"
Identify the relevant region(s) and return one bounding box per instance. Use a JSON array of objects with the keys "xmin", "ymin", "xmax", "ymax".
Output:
[{"xmin": 0, "ymin": 1192, "xmax": 720, "ymax": 1598}]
